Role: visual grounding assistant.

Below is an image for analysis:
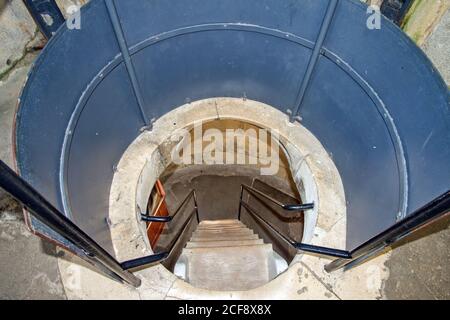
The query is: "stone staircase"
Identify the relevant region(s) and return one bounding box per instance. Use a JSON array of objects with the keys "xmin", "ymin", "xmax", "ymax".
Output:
[{"xmin": 174, "ymin": 219, "xmax": 288, "ymax": 291}]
